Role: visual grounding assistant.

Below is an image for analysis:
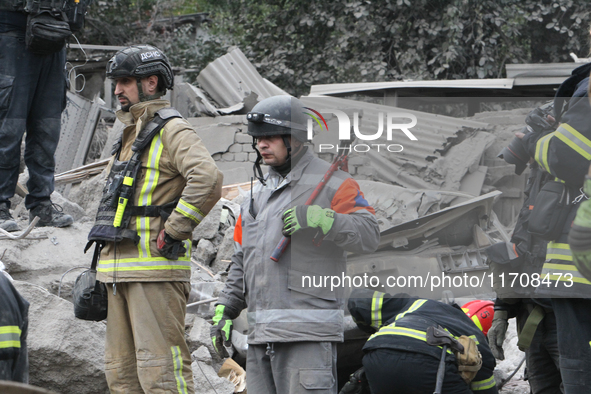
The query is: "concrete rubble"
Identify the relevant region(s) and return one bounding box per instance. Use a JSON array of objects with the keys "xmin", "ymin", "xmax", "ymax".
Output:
[{"xmin": 0, "ymin": 49, "xmax": 540, "ymax": 393}]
